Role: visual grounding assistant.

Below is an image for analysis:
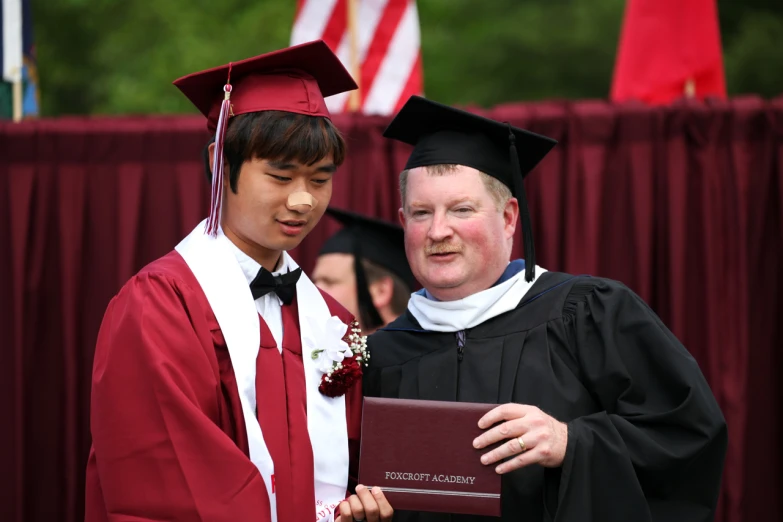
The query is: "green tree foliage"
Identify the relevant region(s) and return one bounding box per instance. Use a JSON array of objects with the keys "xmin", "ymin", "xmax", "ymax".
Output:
[
  {"xmin": 723, "ymin": 13, "xmax": 783, "ymax": 98},
  {"xmin": 418, "ymin": 0, "xmax": 626, "ymax": 105},
  {"xmin": 32, "ymin": 0, "xmax": 783, "ymax": 116},
  {"xmin": 35, "ymin": 0, "xmax": 297, "ymax": 115}
]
